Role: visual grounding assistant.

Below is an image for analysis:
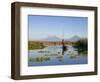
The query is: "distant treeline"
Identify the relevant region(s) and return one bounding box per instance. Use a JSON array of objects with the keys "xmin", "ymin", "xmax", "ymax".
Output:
[
  {"xmin": 28, "ymin": 41, "xmax": 45, "ymax": 50},
  {"xmin": 28, "ymin": 38, "xmax": 88, "ymax": 51}
]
